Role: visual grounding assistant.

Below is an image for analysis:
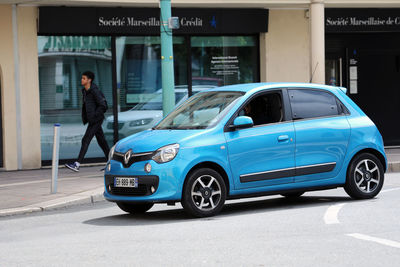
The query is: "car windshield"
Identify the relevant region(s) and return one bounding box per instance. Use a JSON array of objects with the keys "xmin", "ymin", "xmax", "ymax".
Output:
[
  {"xmin": 154, "ymin": 91, "xmax": 244, "ymax": 130},
  {"xmin": 132, "ymin": 92, "xmax": 186, "ymax": 110}
]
